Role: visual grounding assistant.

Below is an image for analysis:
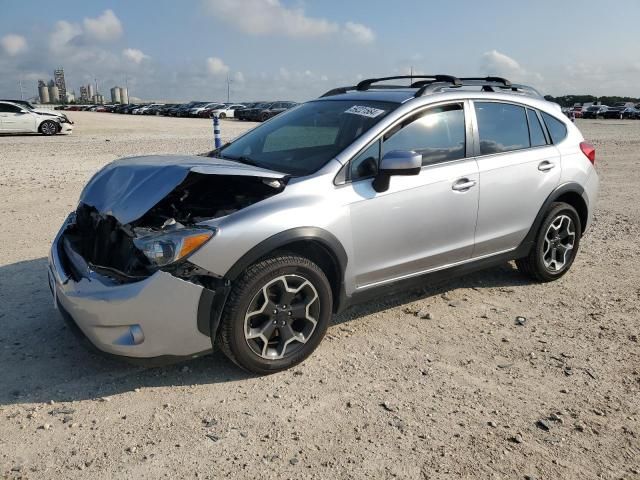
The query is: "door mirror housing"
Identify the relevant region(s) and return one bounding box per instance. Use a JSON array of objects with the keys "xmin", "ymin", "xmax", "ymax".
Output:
[{"xmin": 373, "ymin": 150, "xmax": 422, "ymax": 192}]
